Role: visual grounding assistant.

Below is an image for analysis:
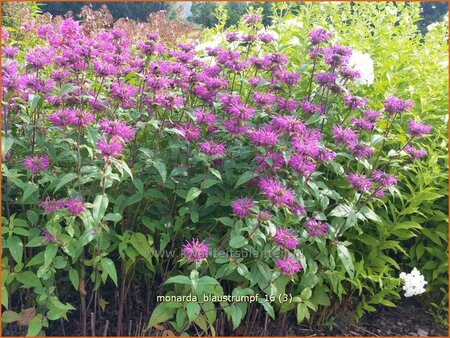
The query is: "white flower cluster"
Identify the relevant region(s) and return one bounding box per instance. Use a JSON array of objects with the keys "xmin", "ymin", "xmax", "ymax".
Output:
[
  {"xmin": 427, "ymin": 22, "xmax": 440, "ymax": 31},
  {"xmin": 348, "ymin": 50, "xmax": 375, "ymax": 86},
  {"xmin": 399, "ymin": 268, "xmax": 427, "ymax": 297}
]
